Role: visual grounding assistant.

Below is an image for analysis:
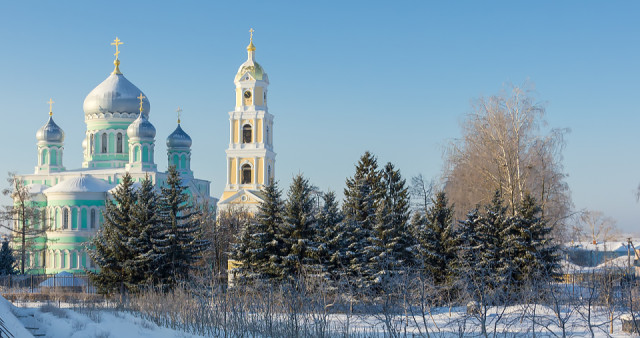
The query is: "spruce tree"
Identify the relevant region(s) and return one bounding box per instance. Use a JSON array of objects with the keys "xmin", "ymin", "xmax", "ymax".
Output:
[
  {"xmin": 512, "ymin": 193, "xmax": 560, "ymax": 284},
  {"xmin": 232, "ymin": 181, "xmax": 284, "ymax": 281},
  {"xmin": 126, "ymin": 175, "xmax": 160, "ymax": 288},
  {"xmin": 417, "ymin": 191, "xmax": 456, "ymax": 286},
  {"xmin": 342, "ymin": 151, "xmax": 383, "ymax": 288},
  {"xmin": 151, "ymin": 166, "xmax": 208, "ymax": 287},
  {"xmin": 316, "ymin": 191, "xmax": 344, "ymax": 279},
  {"xmin": 370, "ymin": 162, "xmax": 418, "ymax": 285},
  {"xmin": 454, "ymin": 207, "xmax": 483, "ymax": 286},
  {"xmin": 0, "ymin": 238, "xmax": 16, "ymax": 275},
  {"xmin": 88, "ymin": 173, "xmax": 136, "ymax": 294},
  {"xmin": 477, "ymin": 191, "xmax": 510, "ymax": 289},
  {"xmin": 279, "ymin": 174, "xmax": 320, "ymax": 281}
]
